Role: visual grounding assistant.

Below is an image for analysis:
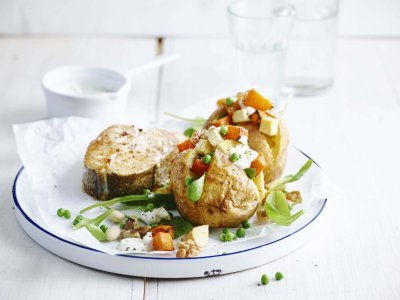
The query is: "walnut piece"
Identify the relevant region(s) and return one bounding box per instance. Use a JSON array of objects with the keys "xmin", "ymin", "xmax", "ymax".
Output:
[{"xmin": 176, "ymin": 239, "xmax": 200, "ymax": 258}]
